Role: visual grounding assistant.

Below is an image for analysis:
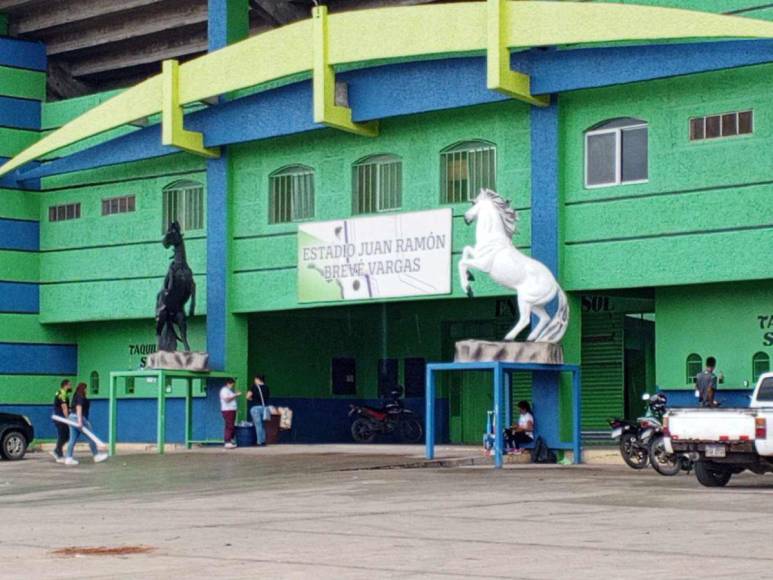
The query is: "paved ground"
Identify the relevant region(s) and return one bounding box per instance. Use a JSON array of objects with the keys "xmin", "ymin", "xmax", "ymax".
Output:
[{"xmin": 2, "ymin": 445, "xmax": 773, "ymax": 579}]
